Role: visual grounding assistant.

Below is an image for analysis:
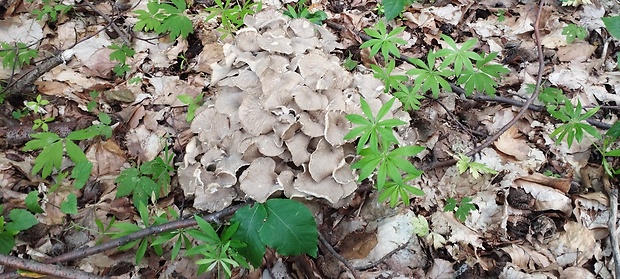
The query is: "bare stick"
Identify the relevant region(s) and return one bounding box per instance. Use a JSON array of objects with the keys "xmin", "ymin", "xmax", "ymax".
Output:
[
  {"xmin": 0, "ymin": 254, "xmax": 108, "ymax": 279},
  {"xmin": 82, "ymin": 0, "xmax": 131, "ymax": 45},
  {"xmin": 422, "ymin": 0, "xmax": 547, "ymax": 170},
  {"xmin": 317, "ymin": 232, "xmax": 360, "ymax": 279},
  {"xmin": 44, "ymin": 202, "xmax": 249, "ymax": 264},
  {"xmin": 355, "ymin": 240, "xmax": 409, "ymax": 271}
]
